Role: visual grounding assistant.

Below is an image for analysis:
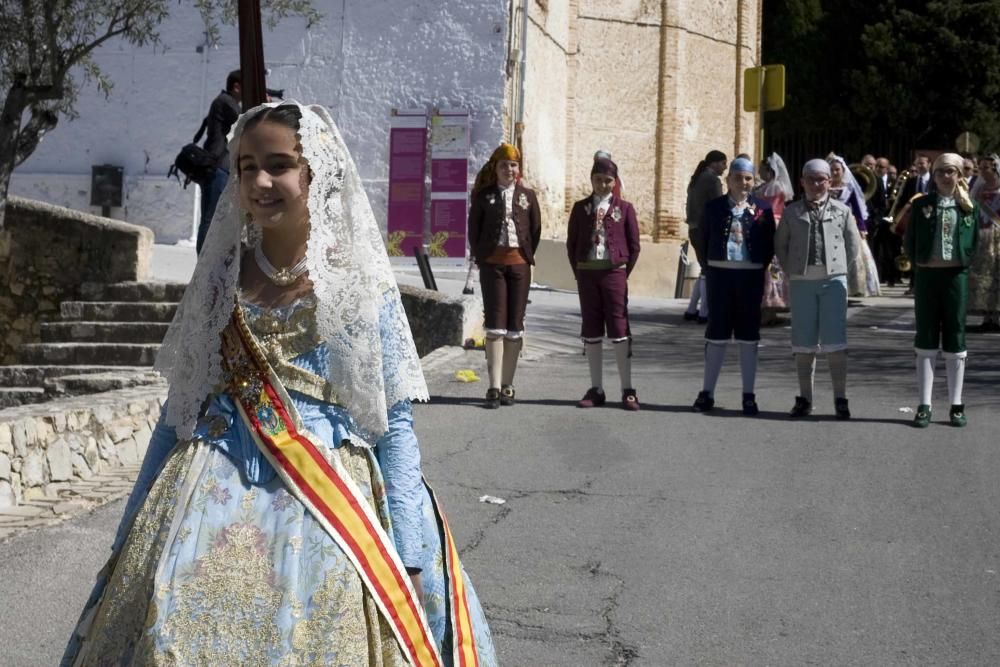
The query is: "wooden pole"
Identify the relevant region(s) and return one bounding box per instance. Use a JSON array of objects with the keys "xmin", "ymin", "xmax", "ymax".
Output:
[{"xmin": 238, "ymin": 0, "xmax": 267, "ymax": 110}]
